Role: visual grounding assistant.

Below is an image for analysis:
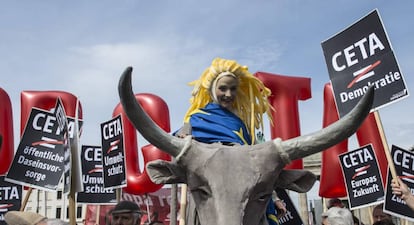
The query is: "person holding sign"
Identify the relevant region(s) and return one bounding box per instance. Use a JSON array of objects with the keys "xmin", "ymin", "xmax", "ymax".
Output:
[{"xmin": 391, "ymin": 177, "xmax": 414, "ymax": 211}]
